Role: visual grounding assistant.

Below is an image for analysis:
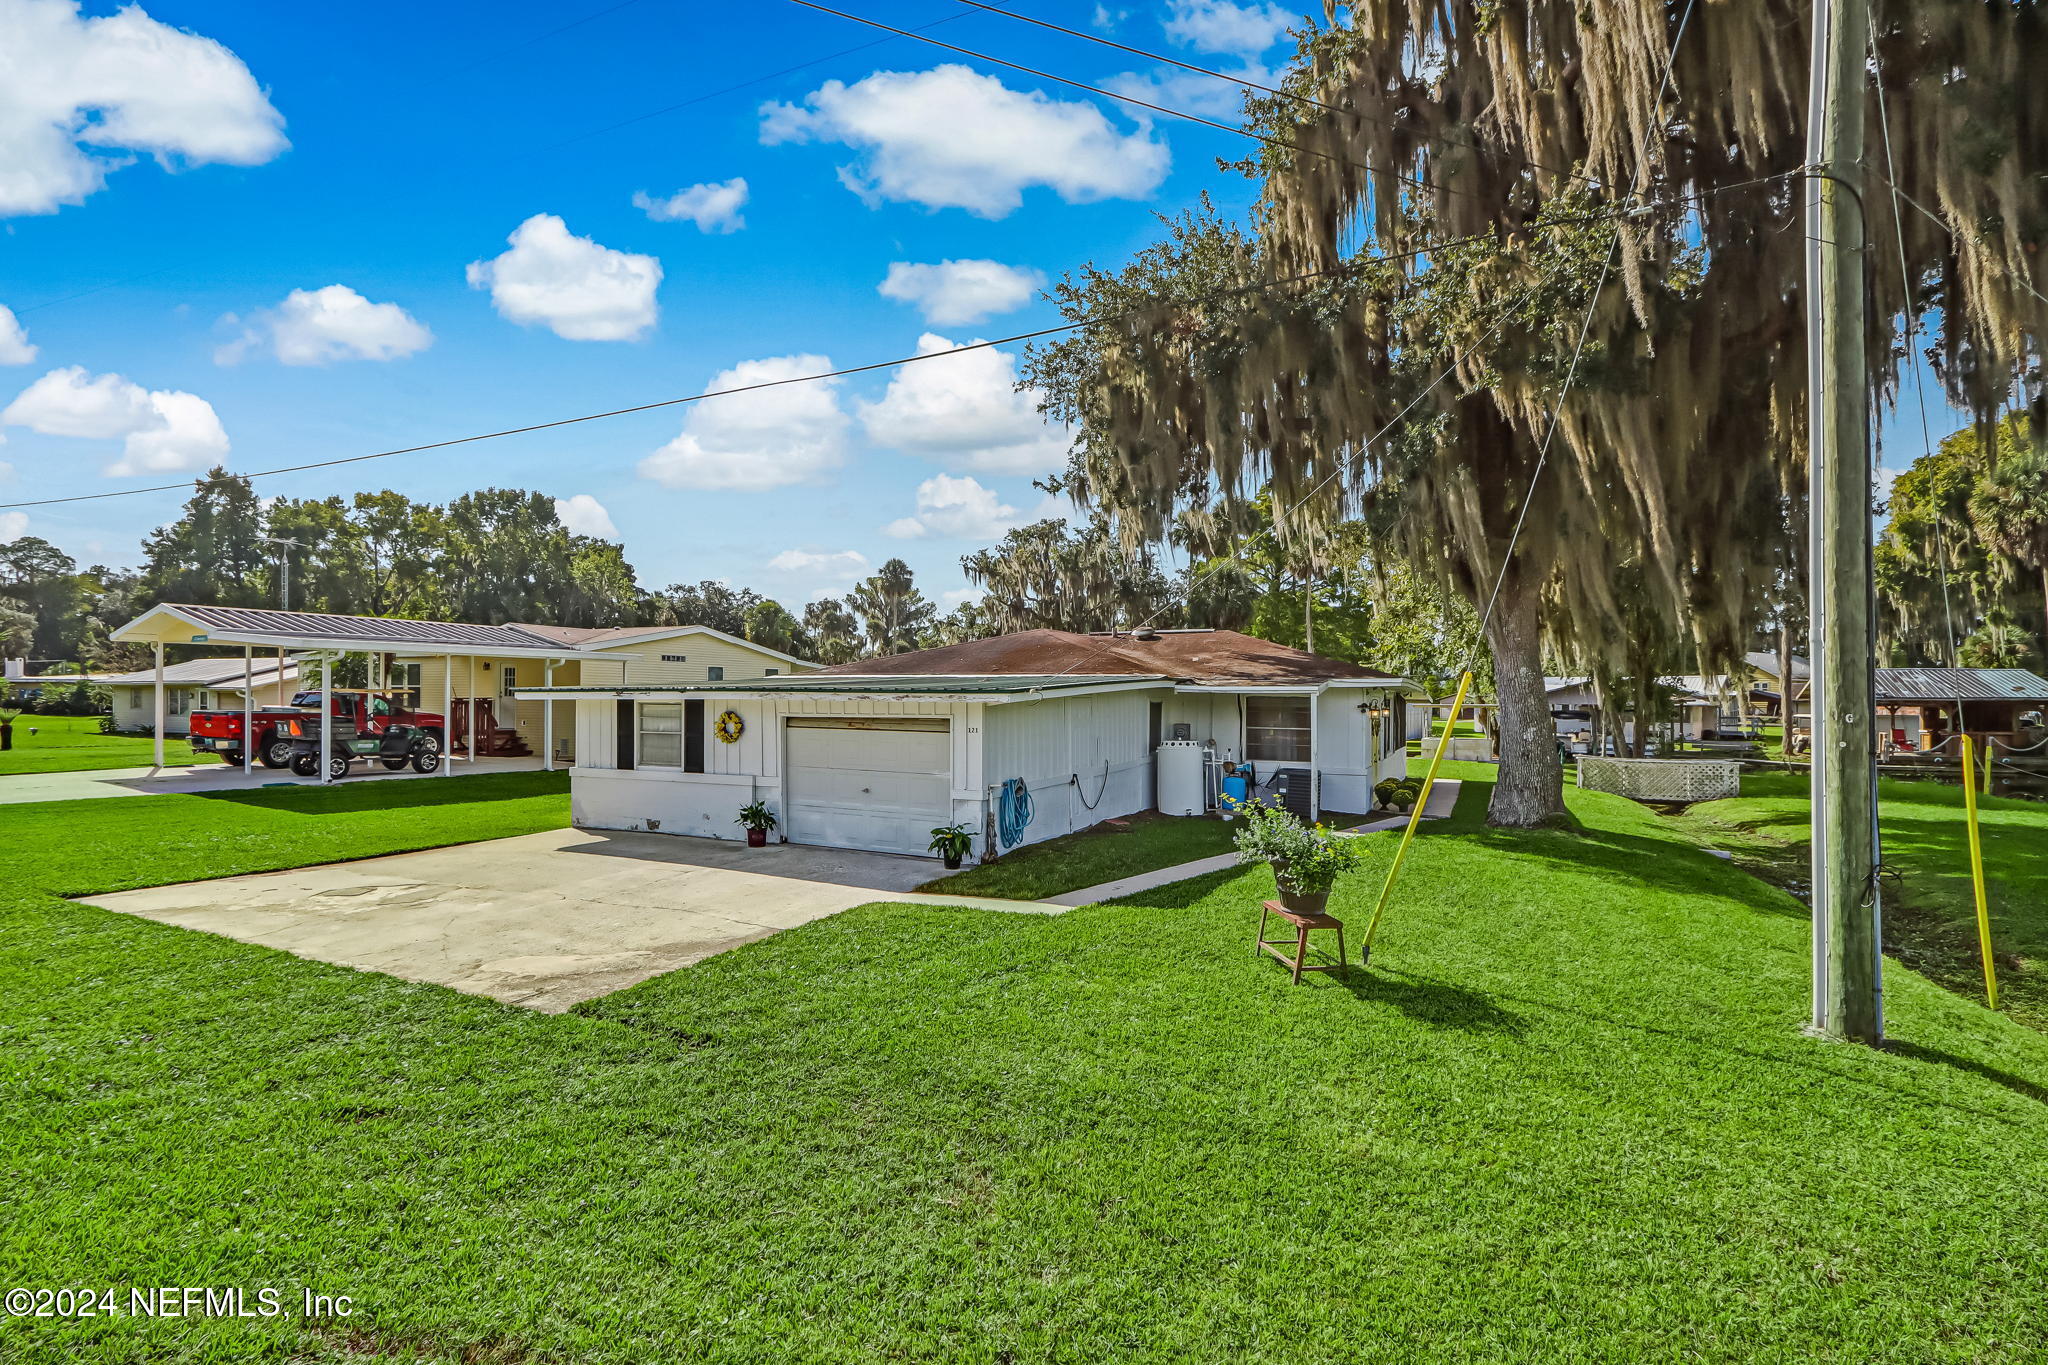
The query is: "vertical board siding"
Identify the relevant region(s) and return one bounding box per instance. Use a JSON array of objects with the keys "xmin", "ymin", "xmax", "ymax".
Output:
[{"xmin": 981, "ymin": 690, "xmax": 1160, "ymax": 847}]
